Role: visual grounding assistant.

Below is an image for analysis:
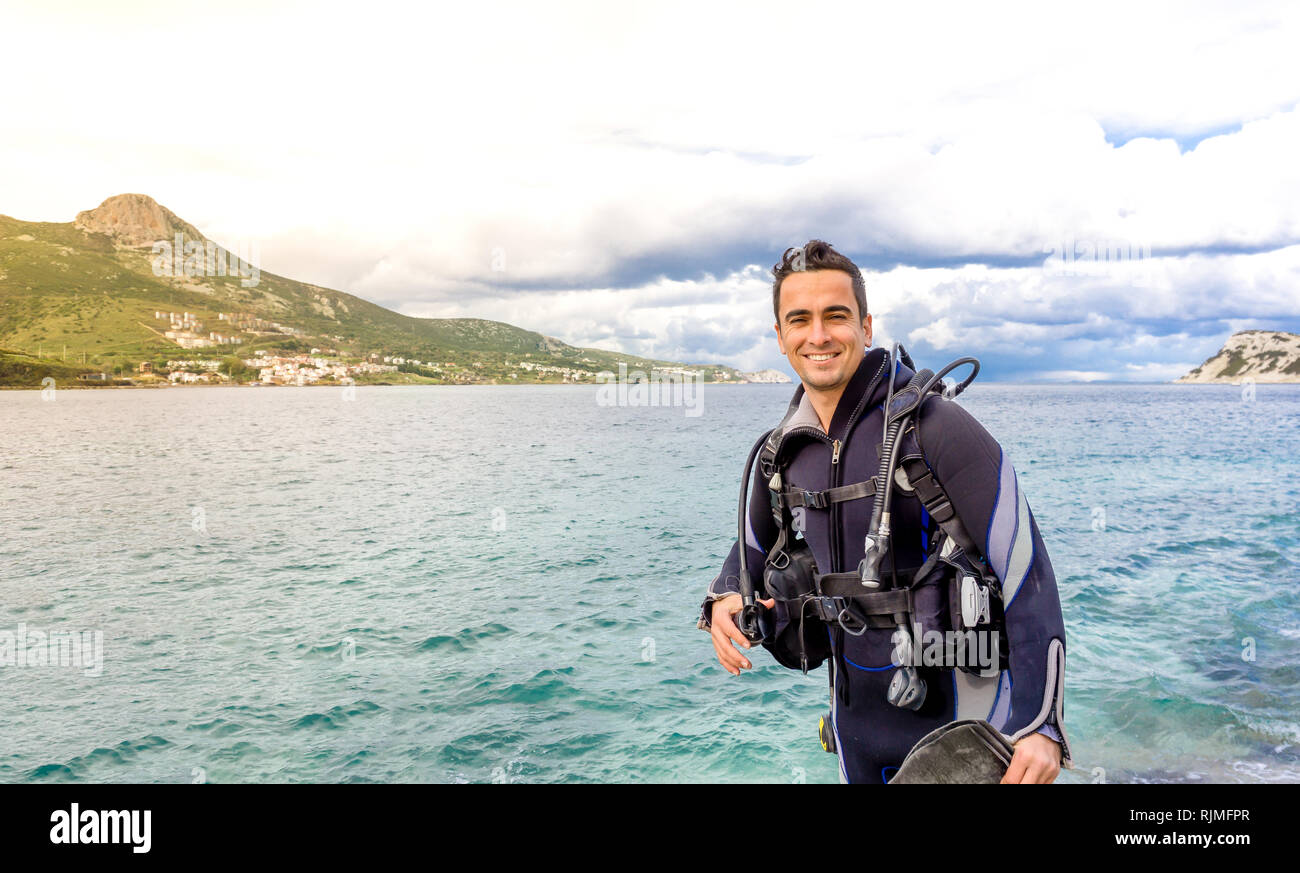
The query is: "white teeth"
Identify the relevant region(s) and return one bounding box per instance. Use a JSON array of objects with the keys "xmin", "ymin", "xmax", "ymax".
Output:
[{"xmin": 807, "ymin": 353, "xmax": 837, "ymax": 361}]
